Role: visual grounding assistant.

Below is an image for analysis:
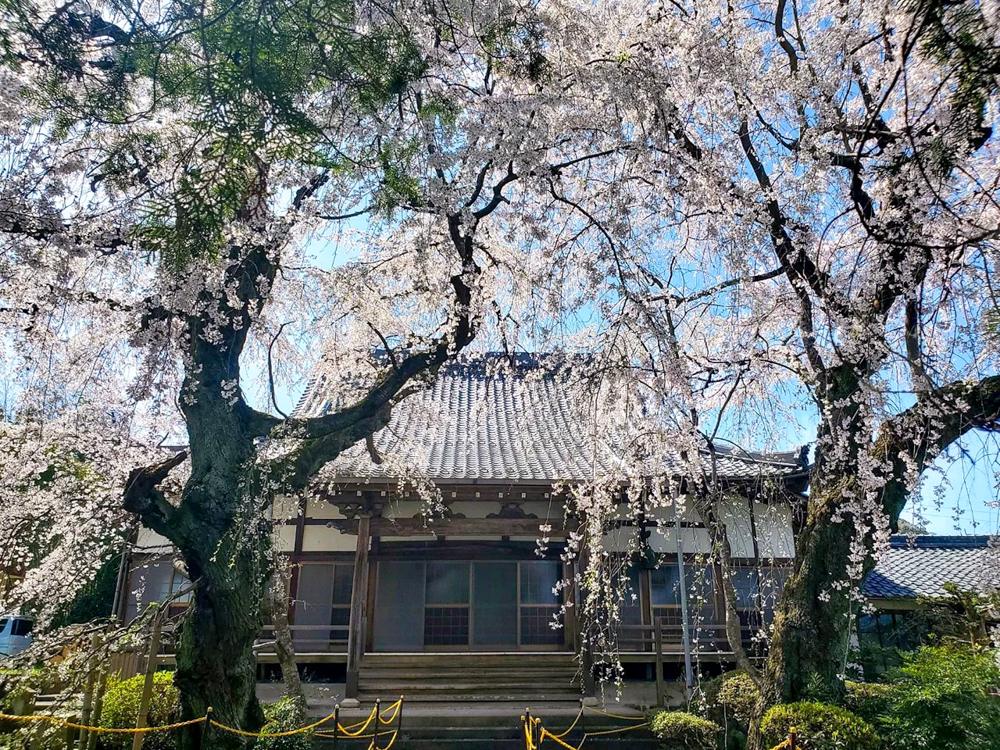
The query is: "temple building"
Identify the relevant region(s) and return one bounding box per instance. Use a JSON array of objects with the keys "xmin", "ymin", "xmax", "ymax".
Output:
[{"xmin": 119, "ymin": 354, "xmax": 814, "ymax": 702}]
